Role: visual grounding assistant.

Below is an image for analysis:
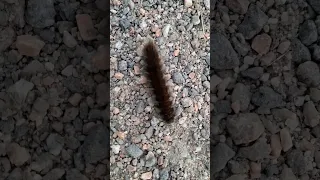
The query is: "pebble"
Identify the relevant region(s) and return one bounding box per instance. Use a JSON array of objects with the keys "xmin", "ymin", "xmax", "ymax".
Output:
[
  {"xmin": 251, "ymin": 34, "xmax": 272, "ymax": 55},
  {"xmin": 63, "ymin": 31, "xmax": 78, "ymax": 48},
  {"xmin": 251, "ymin": 86, "xmax": 285, "ymax": 108},
  {"xmin": 277, "ymin": 40, "xmax": 291, "ymax": 54},
  {"xmin": 303, "ymin": 101, "xmax": 320, "ymax": 127},
  {"xmin": 280, "ymin": 165, "xmax": 297, "ymax": 180},
  {"xmin": 192, "ymin": 15, "xmax": 200, "ymax": 25},
  {"xmin": 211, "ymin": 143, "xmax": 235, "ymax": 174},
  {"xmin": 296, "ymin": 61, "xmax": 320, "ymax": 87},
  {"xmin": 238, "ymin": 139, "xmax": 271, "ymax": 161},
  {"xmin": 46, "ymin": 133, "xmax": 64, "ymax": 156},
  {"xmin": 184, "ymin": 0, "xmax": 192, "ymax": 7},
  {"xmin": 291, "ymin": 39, "xmax": 311, "ymax": 63},
  {"xmin": 0, "ymin": 27, "xmax": 15, "ymax": 52},
  {"xmin": 225, "ymin": 0, "xmax": 250, "ymax": 14},
  {"xmin": 211, "ymin": 33, "xmax": 239, "ymax": 70},
  {"xmin": 162, "ymin": 24, "xmax": 171, "ymax": 37},
  {"xmin": 141, "ymin": 172, "xmax": 153, "ymax": 180},
  {"xmin": 241, "ymin": 67, "xmax": 264, "ymax": 80},
  {"xmin": 299, "ymin": 20, "xmax": 318, "ymax": 46},
  {"xmin": 238, "ymin": 4, "xmax": 268, "ymax": 39},
  {"xmin": 270, "ymin": 134, "xmax": 282, "ymax": 157},
  {"xmin": 280, "ymin": 128, "xmax": 293, "ymax": 152},
  {"xmin": 226, "ymin": 113, "xmax": 264, "ymax": 145},
  {"xmin": 16, "ymin": 35, "xmax": 45, "ymax": 57},
  {"xmin": 126, "ymin": 144, "xmax": 143, "ymax": 158},
  {"xmin": 6, "ymin": 143, "xmax": 30, "ymax": 166},
  {"xmin": 111, "ymin": 145, "xmax": 121, "ymax": 154},
  {"xmin": 76, "ymin": 14, "xmax": 97, "ymax": 41},
  {"xmin": 25, "ymin": 0, "xmax": 56, "ymax": 28},
  {"xmin": 82, "ymin": 125, "xmax": 109, "ymax": 163},
  {"xmin": 172, "ymin": 72, "xmax": 185, "ymax": 84},
  {"xmin": 287, "ymin": 149, "xmax": 307, "ymax": 175}
]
